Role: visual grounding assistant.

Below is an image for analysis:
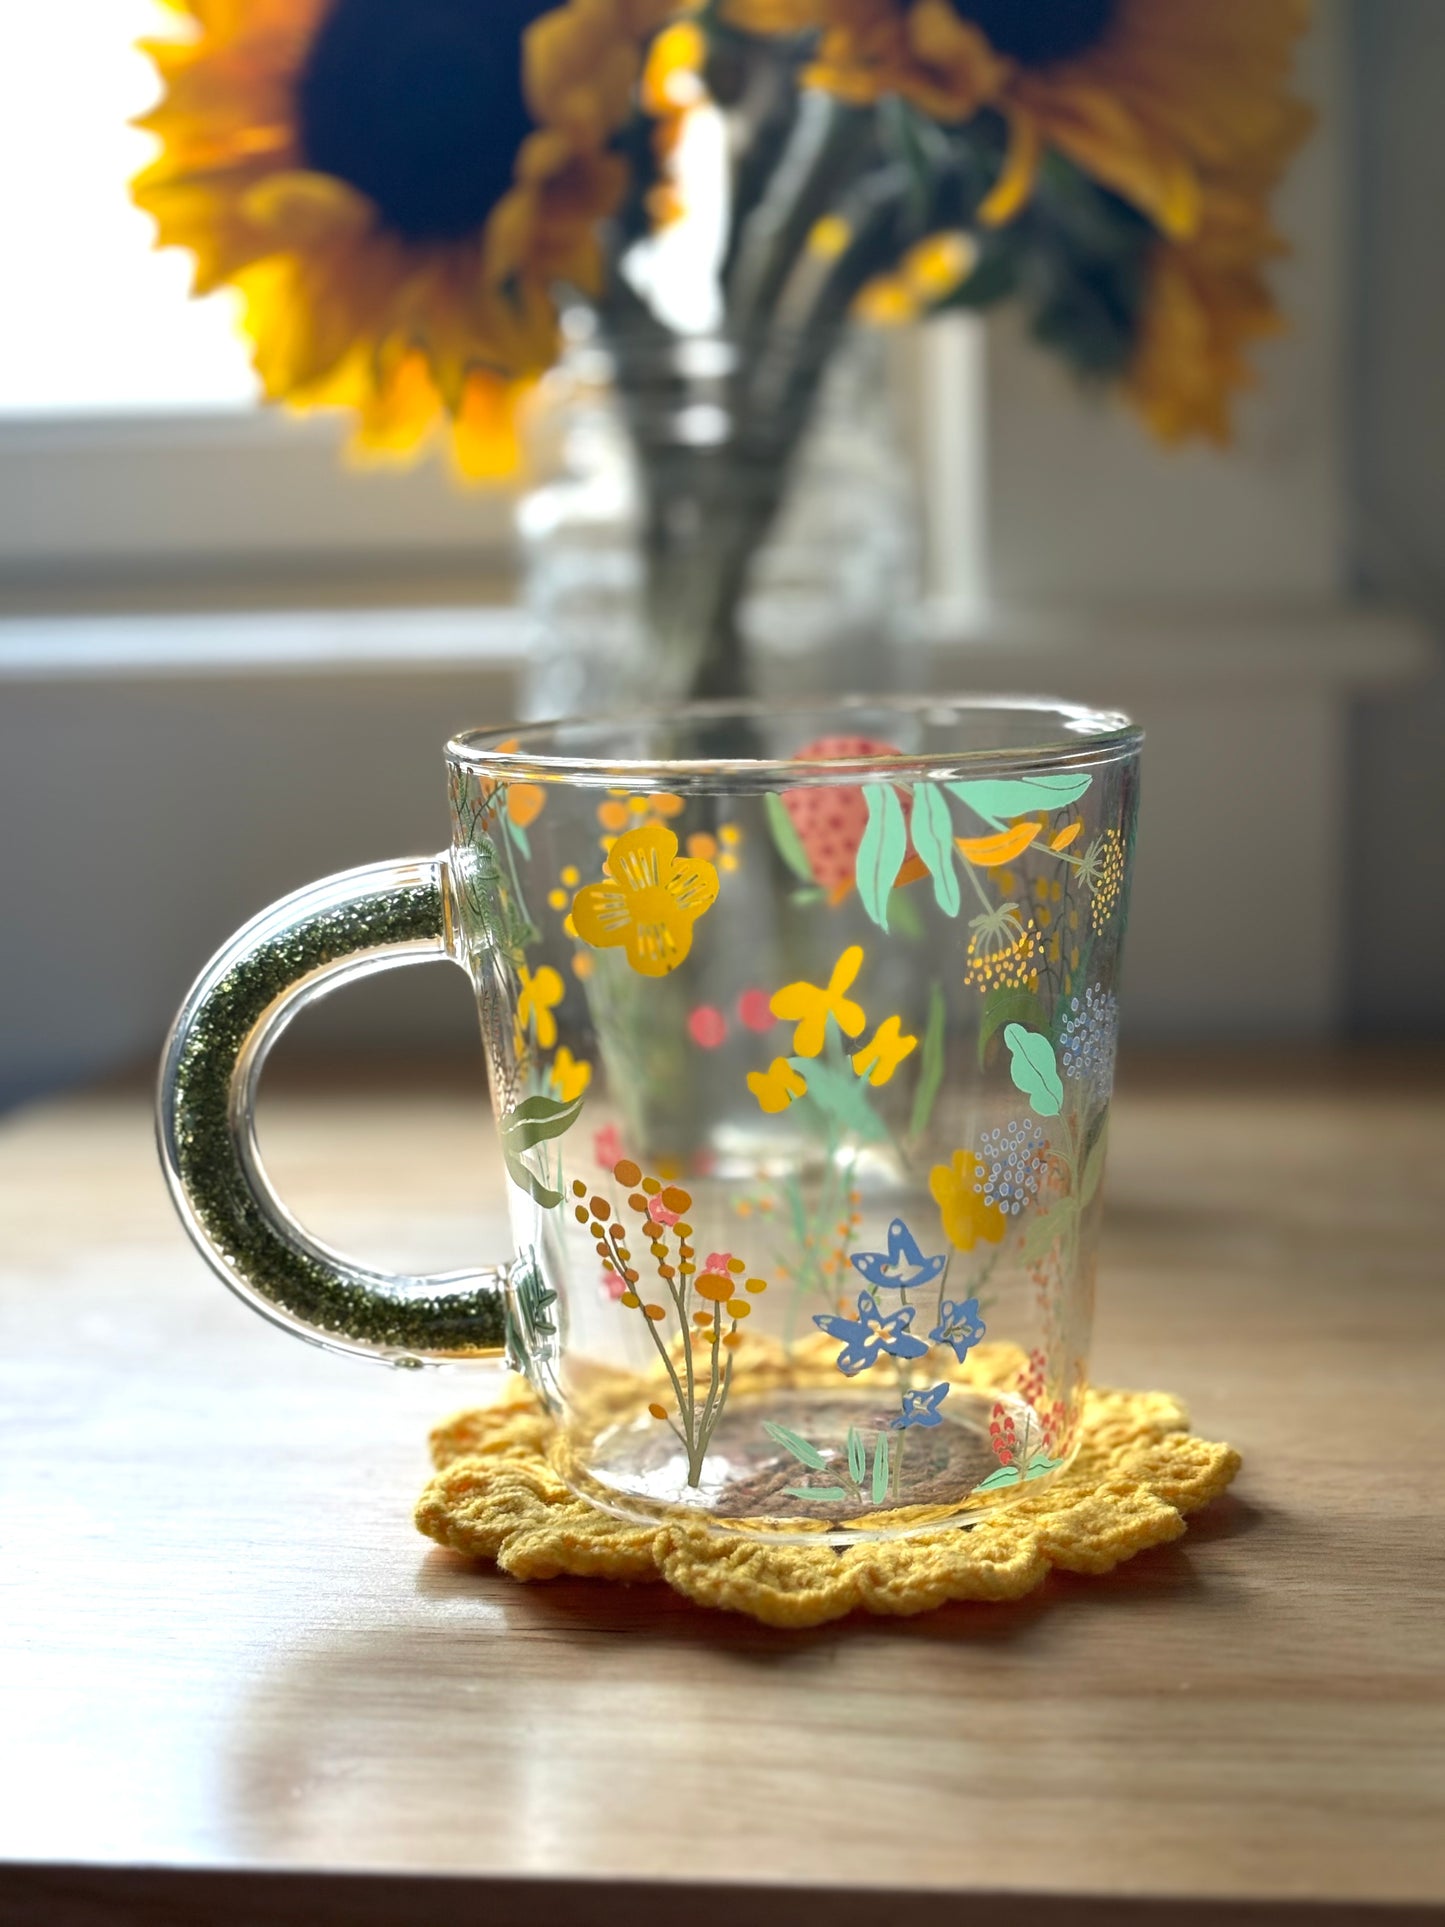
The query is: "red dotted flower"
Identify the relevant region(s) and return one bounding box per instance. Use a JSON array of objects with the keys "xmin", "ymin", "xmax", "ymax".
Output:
[{"xmin": 989, "ymin": 1402, "xmax": 1019, "ymax": 1467}]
